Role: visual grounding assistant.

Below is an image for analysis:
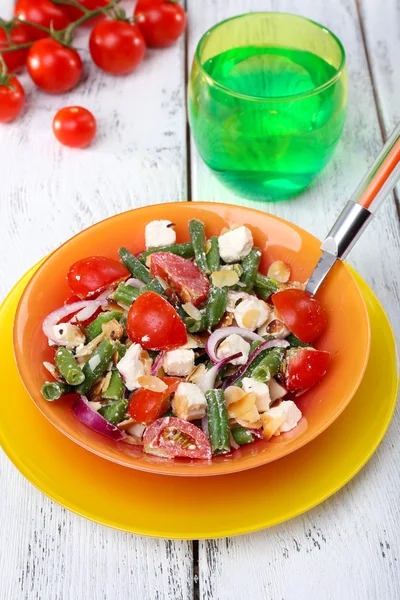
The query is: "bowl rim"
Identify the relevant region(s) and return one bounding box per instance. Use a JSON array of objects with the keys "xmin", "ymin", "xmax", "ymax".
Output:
[
  {"xmin": 194, "ymin": 11, "xmax": 347, "ymax": 103},
  {"xmin": 13, "ymin": 201, "xmax": 371, "ymax": 476}
]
